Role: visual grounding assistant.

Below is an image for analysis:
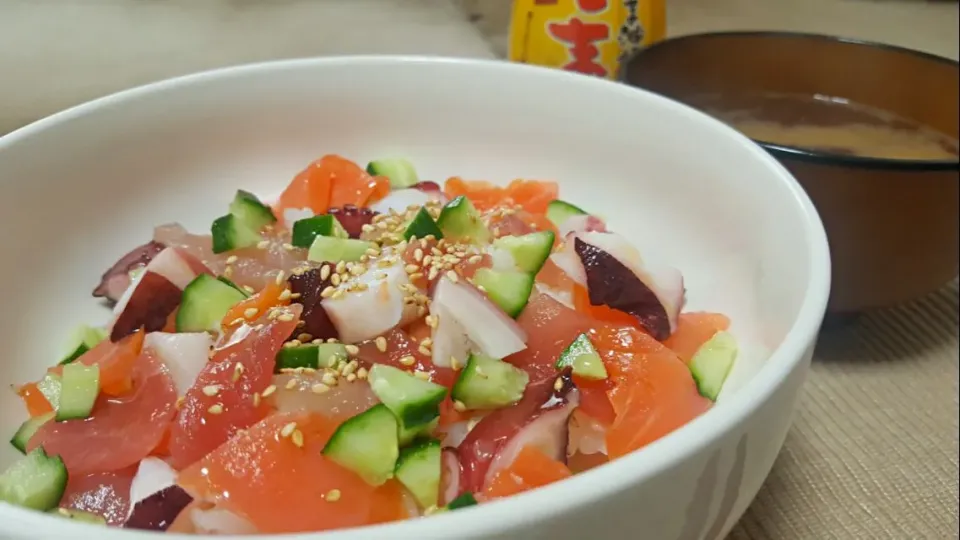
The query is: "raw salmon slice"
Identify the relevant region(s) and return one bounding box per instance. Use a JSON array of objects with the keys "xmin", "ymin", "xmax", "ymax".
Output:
[
  {"xmin": 595, "ymin": 325, "xmax": 712, "ymax": 458},
  {"xmin": 483, "ymin": 446, "xmax": 572, "ymax": 500},
  {"xmin": 176, "ymin": 411, "xmax": 405, "ymax": 533},
  {"xmin": 662, "ymin": 312, "xmax": 731, "ymax": 363}
]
